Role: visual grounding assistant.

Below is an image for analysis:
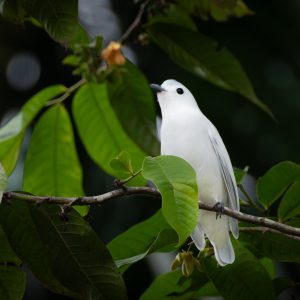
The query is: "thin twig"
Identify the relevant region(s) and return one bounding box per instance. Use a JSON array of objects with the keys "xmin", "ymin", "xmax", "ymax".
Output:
[
  {"xmin": 2, "ymin": 187, "xmax": 300, "ymax": 239},
  {"xmin": 119, "ymin": 1, "xmax": 148, "ymax": 44},
  {"xmin": 239, "ymin": 226, "xmax": 300, "ymax": 241},
  {"xmin": 45, "ymin": 78, "xmax": 86, "ymax": 107},
  {"xmin": 238, "ymin": 183, "xmax": 265, "ymax": 213}
]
